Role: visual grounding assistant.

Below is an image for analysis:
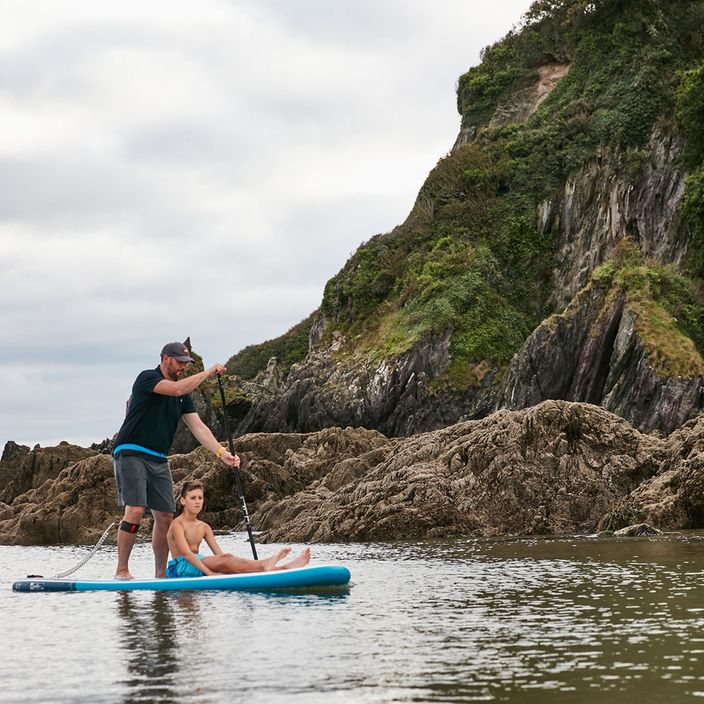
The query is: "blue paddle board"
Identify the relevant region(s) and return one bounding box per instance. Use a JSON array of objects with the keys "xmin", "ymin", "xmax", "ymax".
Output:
[{"xmin": 12, "ymin": 564, "xmax": 351, "ymax": 593}]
